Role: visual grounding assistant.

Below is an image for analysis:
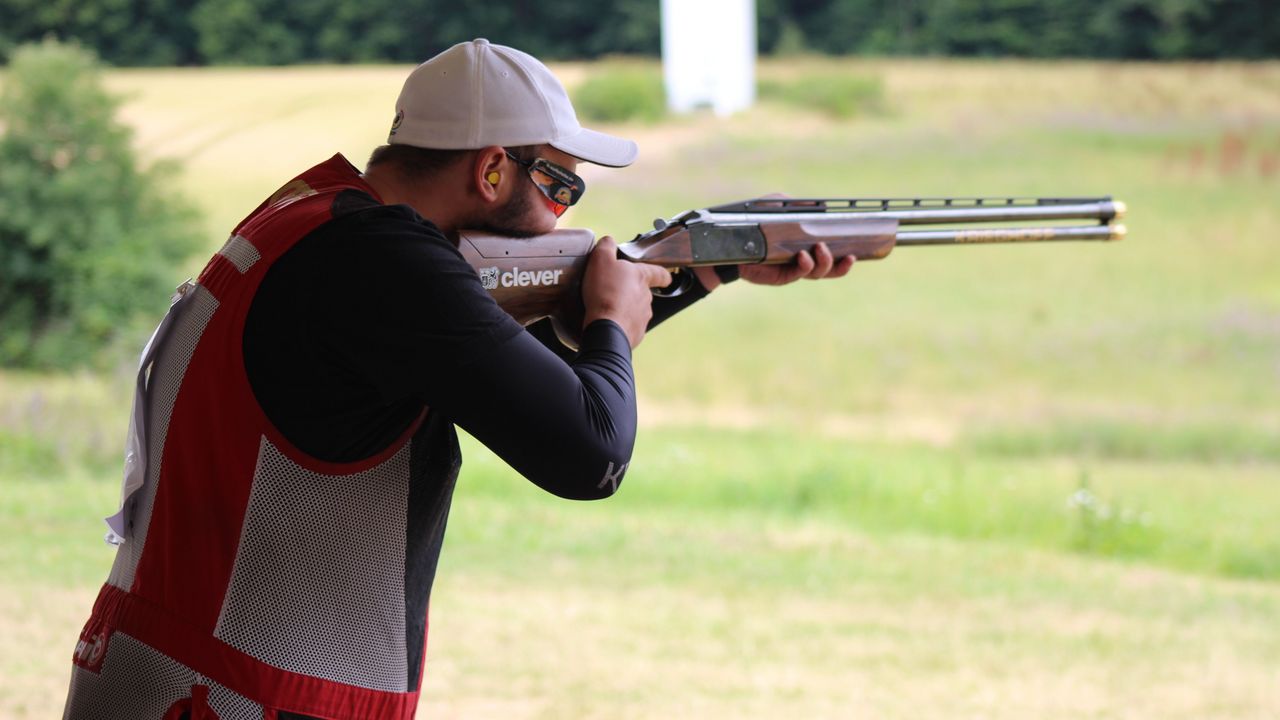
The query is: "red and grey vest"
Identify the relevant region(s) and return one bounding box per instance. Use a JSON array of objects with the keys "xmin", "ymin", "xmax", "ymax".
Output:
[{"xmin": 65, "ymin": 155, "xmax": 459, "ymax": 720}]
